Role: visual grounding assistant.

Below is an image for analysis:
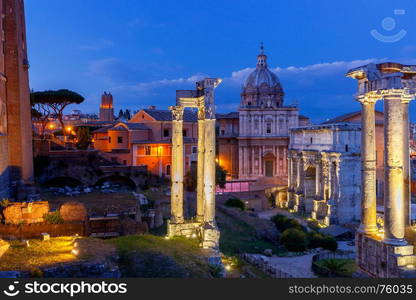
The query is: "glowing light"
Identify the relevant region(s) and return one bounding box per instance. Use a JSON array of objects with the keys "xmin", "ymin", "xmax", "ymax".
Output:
[
  {"xmin": 71, "ymin": 248, "xmax": 79, "ymax": 256},
  {"xmin": 225, "ymin": 265, "xmax": 231, "ymax": 271},
  {"xmin": 66, "ymin": 126, "xmax": 72, "ymax": 133},
  {"xmin": 164, "ymin": 236, "xmax": 170, "ymax": 240},
  {"xmin": 191, "ymin": 233, "xmax": 197, "ymax": 238}
]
